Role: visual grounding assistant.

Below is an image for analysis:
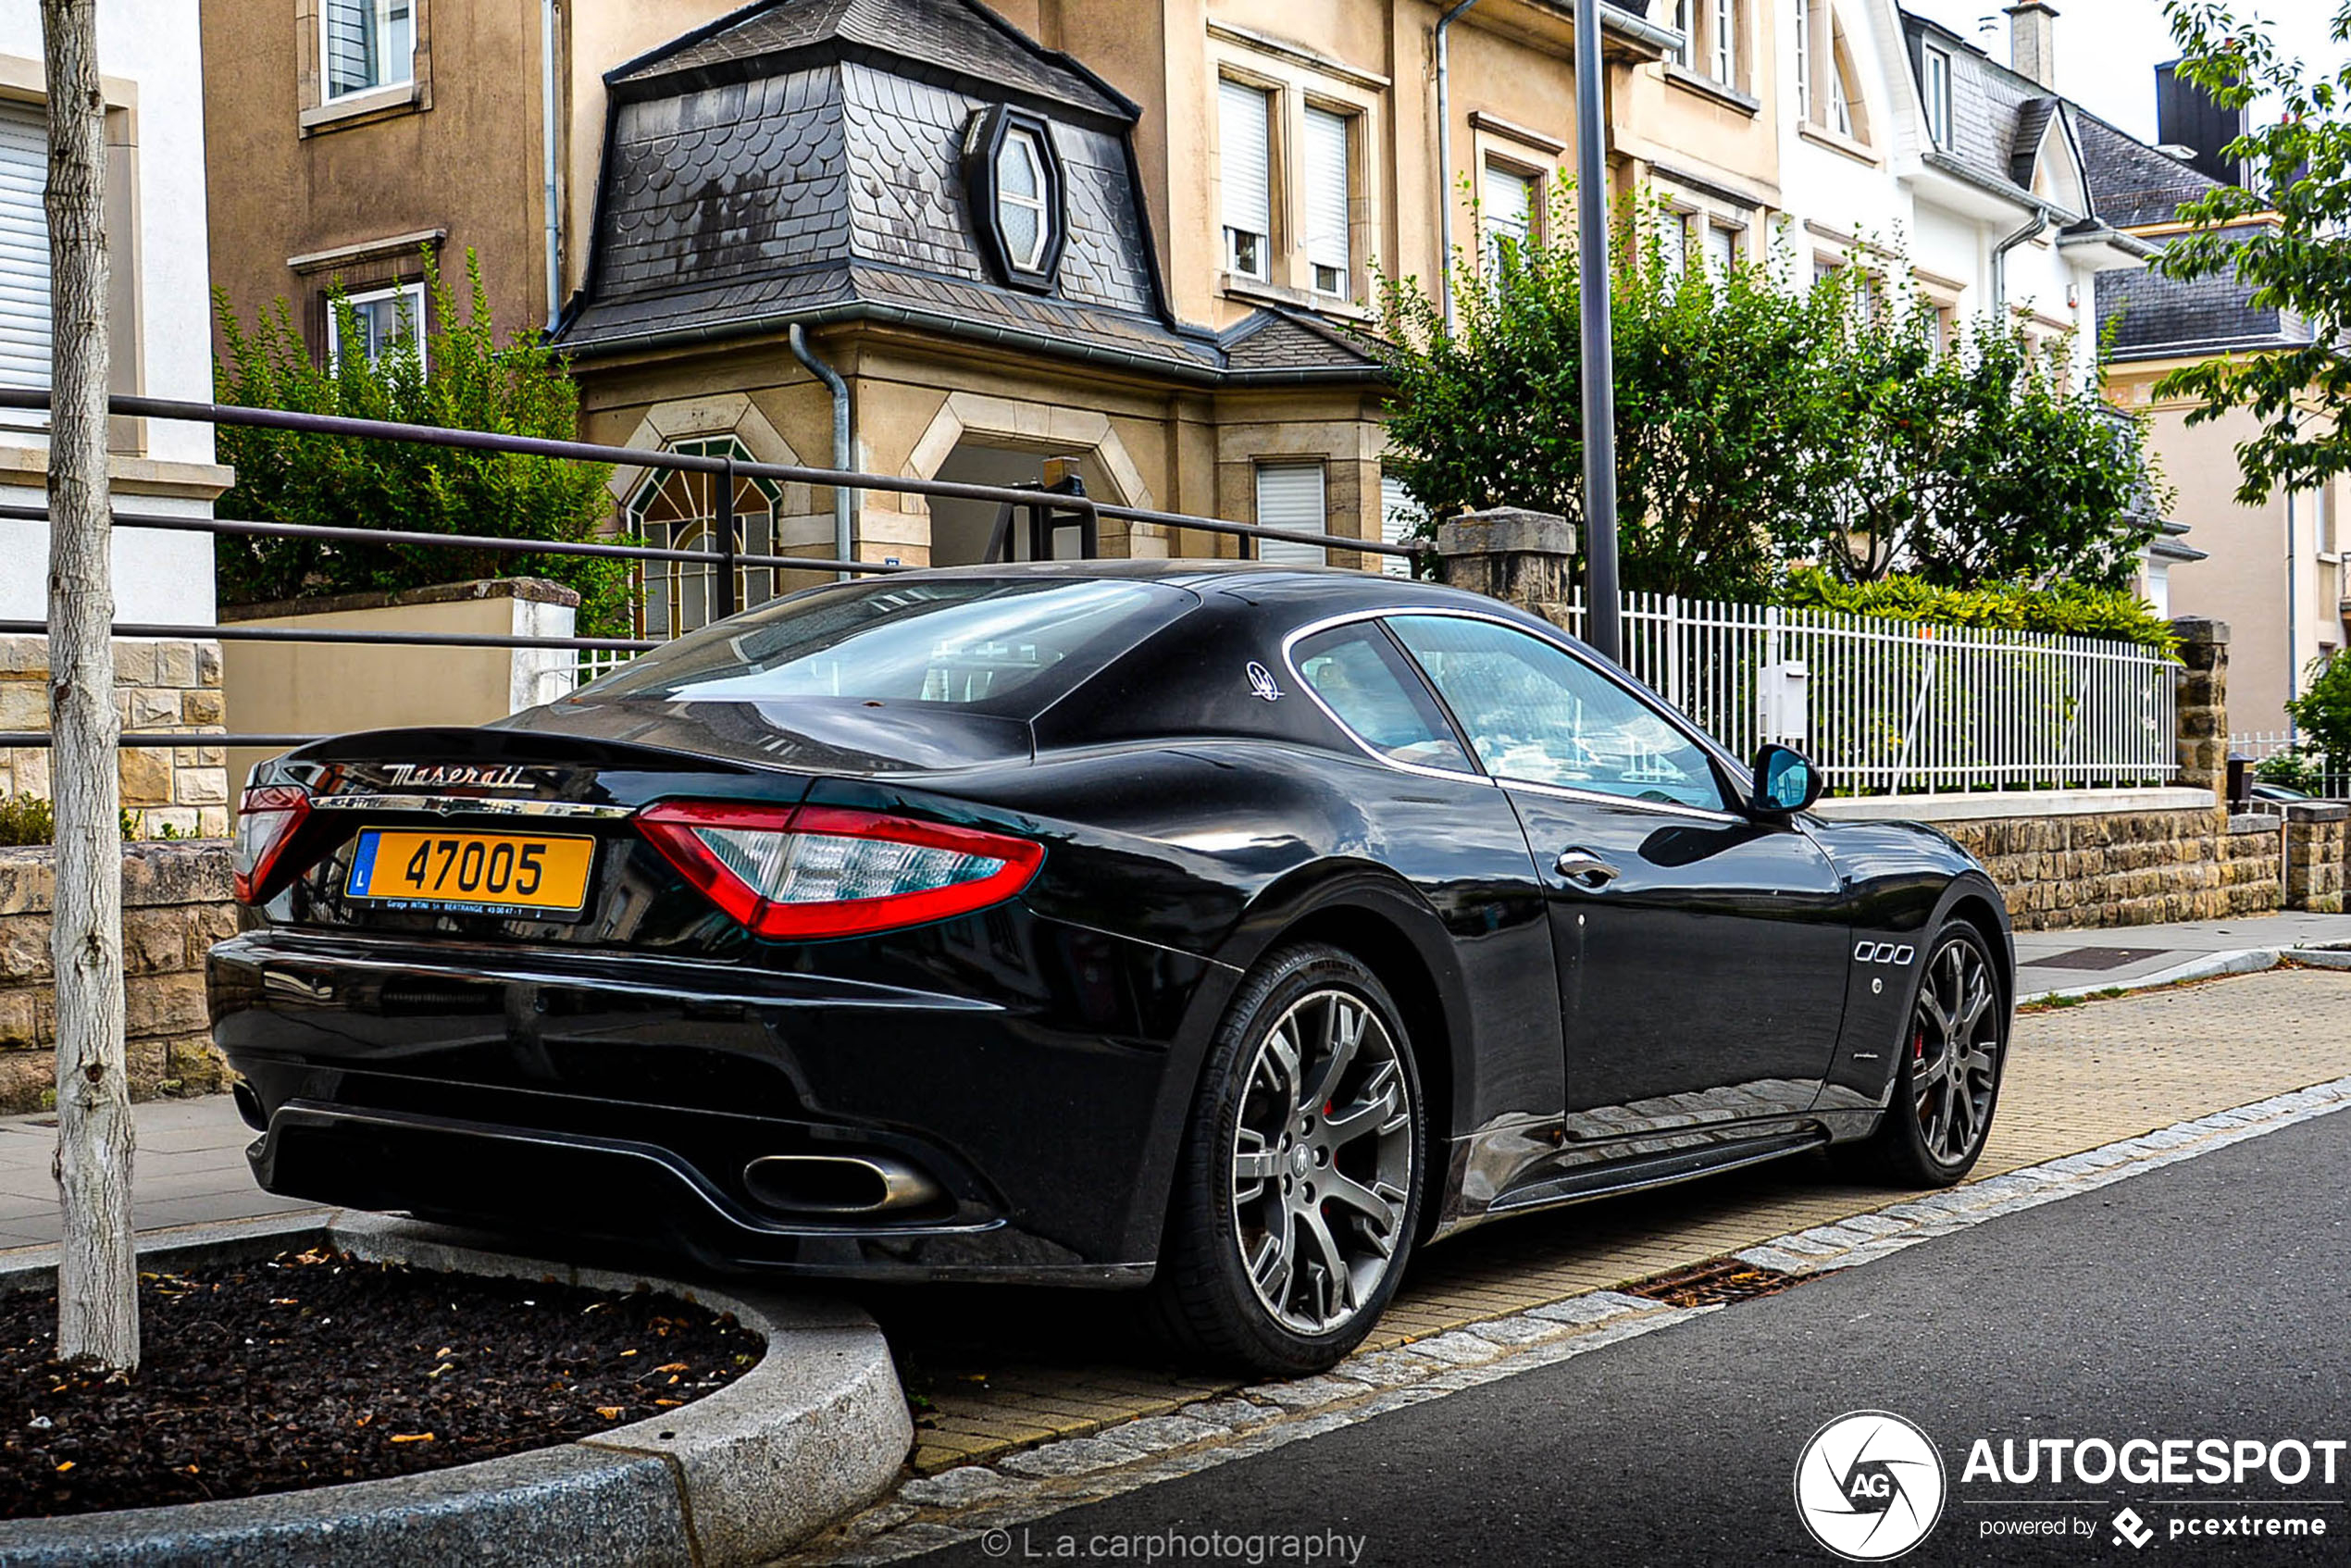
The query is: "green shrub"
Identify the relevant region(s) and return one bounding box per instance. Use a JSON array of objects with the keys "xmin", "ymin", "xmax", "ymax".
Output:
[
  {"xmin": 2285, "ymin": 652, "xmax": 2351, "ymax": 773},
  {"xmin": 213, "ymin": 248, "xmax": 628, "ymax": 635},
  {"xmin": 0, "ymin": 796, "xmax": 191, "ymax": 847},
  {"xmin": 1776, "ymin": 568, "xmax": 2178, "ymax": 654},
  {"xmin": 2254, "ymin": 747, "xmax": 2327, "ymax": 792},
  {"xmin": 0, "ymin": 793, "xmax": 53, "ymax": 848}
]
